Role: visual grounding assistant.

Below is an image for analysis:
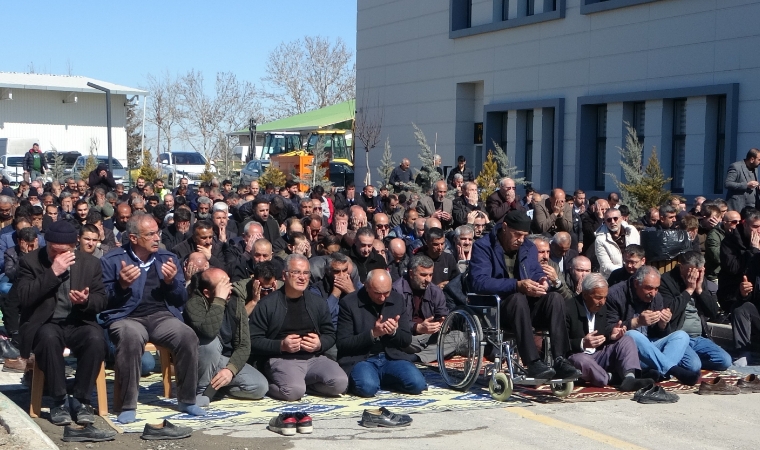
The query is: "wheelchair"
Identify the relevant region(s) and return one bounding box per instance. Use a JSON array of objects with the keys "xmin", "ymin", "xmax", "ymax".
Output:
[{"xmin": 436, "ymin": 293, "xmax": 576, "ymax": 401}]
